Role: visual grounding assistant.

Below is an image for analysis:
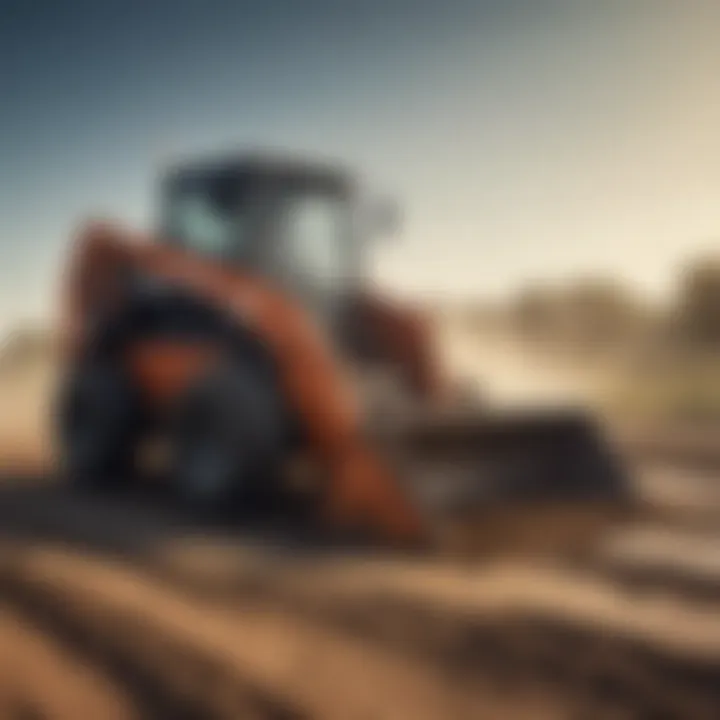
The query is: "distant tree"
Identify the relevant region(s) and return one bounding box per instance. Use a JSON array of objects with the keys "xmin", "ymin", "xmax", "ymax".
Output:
[
  {"xmin": 559, "ymin": 278, "xmax": 641, "ymax": 348},
  {"xmin": 510, "ymin": 277, "xmax": 642, "ymax": 350},
  {"xmin": 674, "ymin": 258, "xmax": 720, "ymax": 347},
  {"xmin": 512, "ymin": 285, "xmax": 561, "ymax": 340}
]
